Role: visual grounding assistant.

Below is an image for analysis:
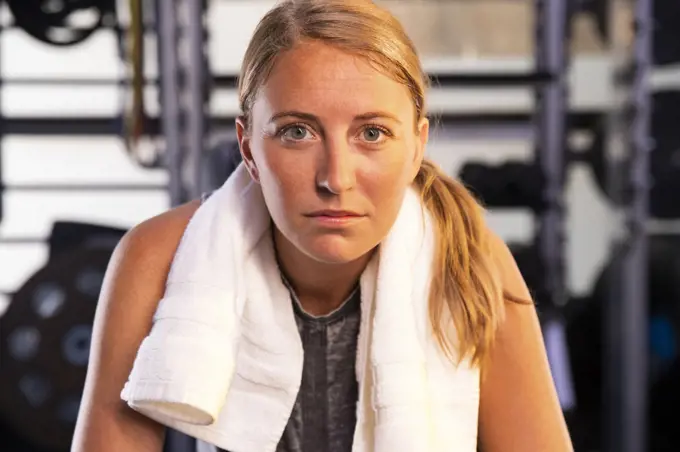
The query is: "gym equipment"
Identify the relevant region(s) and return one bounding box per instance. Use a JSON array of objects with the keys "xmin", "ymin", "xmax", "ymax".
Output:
[
  {"xmin": 584, "ymin": 91, "xmax": 680, "ymax": 218},
  {"xmin": 463, "ymin": 91, "xmax": 680, "ymax": 220},
  {"xmin": 647, "ymin": 91, "xmax": 680, "ymax": 218},
  {"xmin": 459, "ymin": 162, "xmax": 546, "ymax": 212},
  {"xmin": 48, "ymin": 221, "xmax": 126, "ymax": 260},
  {"xmin": 653, "ymin": 0, "xmax": 680, "ymax": 66},
  {"xmin": 0, "ymin": 222, "xmax": 125, "ymax": 451},
  {"xmin": 156, "ymin": 0, "xmax": 212, "ymax": 206},
  {"xmin": 0, "ymin": 245, "xmax": 112, "ymax": 451},
  {"xmin": 511, "ymin": 237, "xmax": 680, "ymax": 451},
  {"xmin": 6, "ymin": 0, "xmax": 116, "ymax": 47},
  {"xmin": 577, "ymin": 0, "xmax": 680, "ymax": 66},
  {"xmin": 511, "ymin": 235, "xmax": 680, "ymax": 449},
  {"xmin": 457, "ymin": 114, "xmax": 605, "ymax": 215}
]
